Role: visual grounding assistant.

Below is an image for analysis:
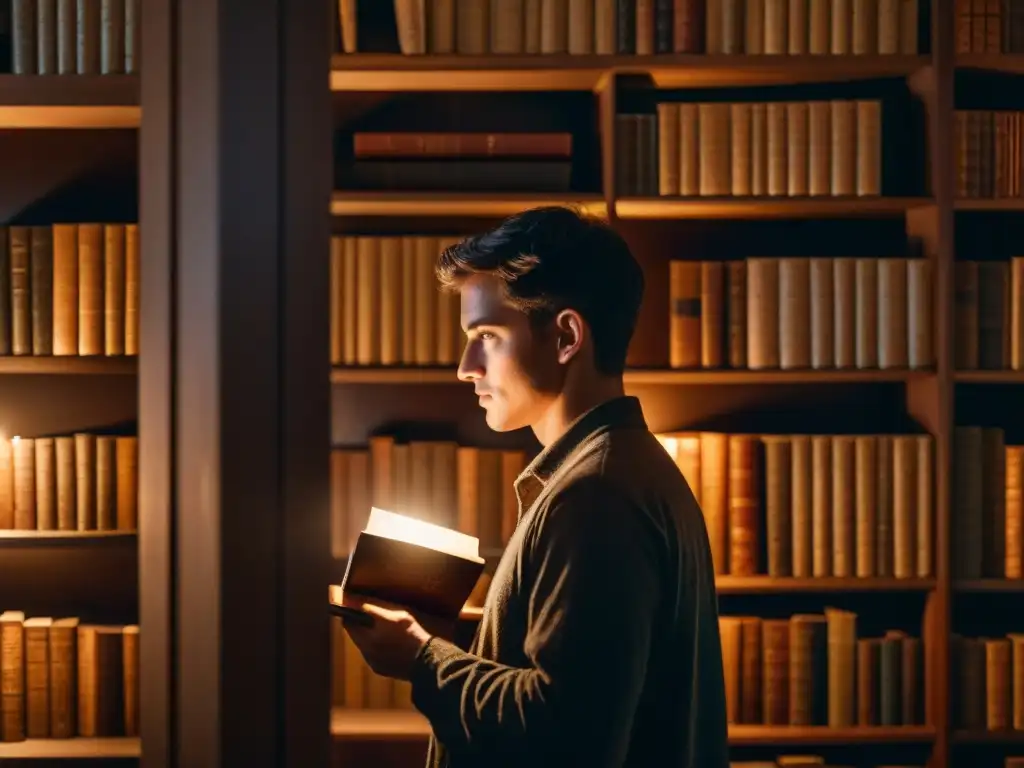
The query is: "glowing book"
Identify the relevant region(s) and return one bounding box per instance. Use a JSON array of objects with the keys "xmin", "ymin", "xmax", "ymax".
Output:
[{"xmin": 329, "ymin": 507, "xmax": 486, "ymax": 624}]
